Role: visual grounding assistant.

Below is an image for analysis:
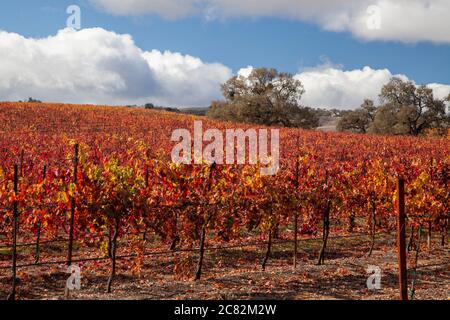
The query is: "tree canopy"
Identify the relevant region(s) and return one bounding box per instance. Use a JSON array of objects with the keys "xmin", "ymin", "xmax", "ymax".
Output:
[
  {"xmin": 338, "ymin": 78, "xmax": 449, "ymax": 136},
  {"xmin": 207, "ymin": 68, "xmax": 319, "ymax": 129}
]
